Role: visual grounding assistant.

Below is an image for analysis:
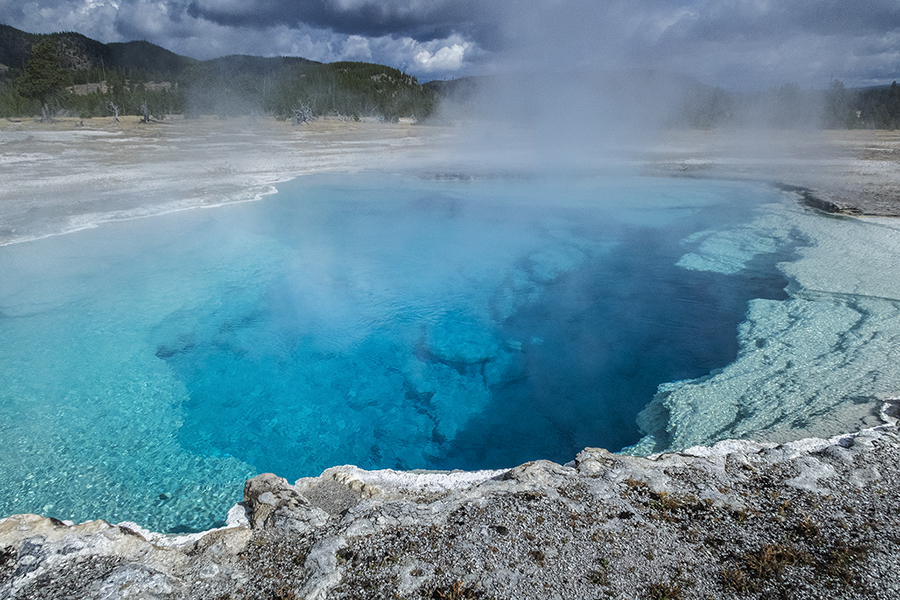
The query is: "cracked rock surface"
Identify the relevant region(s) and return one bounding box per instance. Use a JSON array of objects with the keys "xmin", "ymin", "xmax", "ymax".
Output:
[{"xmin": 2, "ymin": 411, "xmax": 899, "ymax": 599}]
